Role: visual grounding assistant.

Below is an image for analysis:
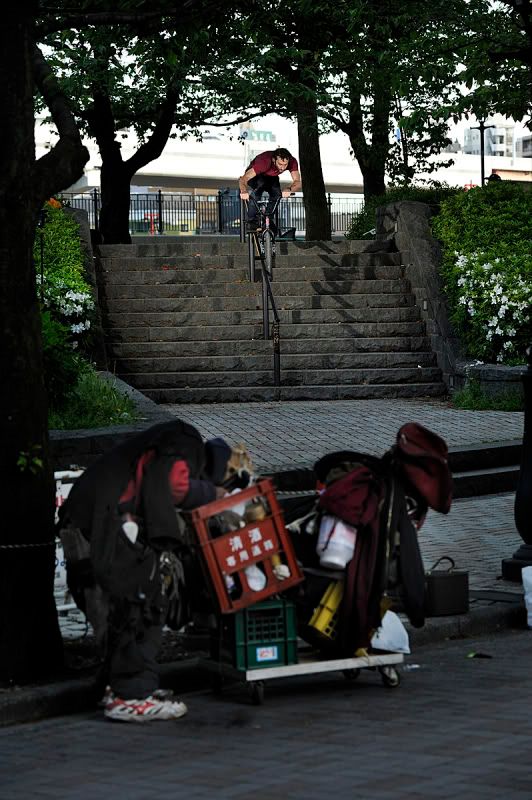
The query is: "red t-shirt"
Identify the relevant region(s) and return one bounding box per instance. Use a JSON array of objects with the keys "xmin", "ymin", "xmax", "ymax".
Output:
[{"xmin": 250, "ymin": 151, "xmax": 298, "ymax": 177}]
